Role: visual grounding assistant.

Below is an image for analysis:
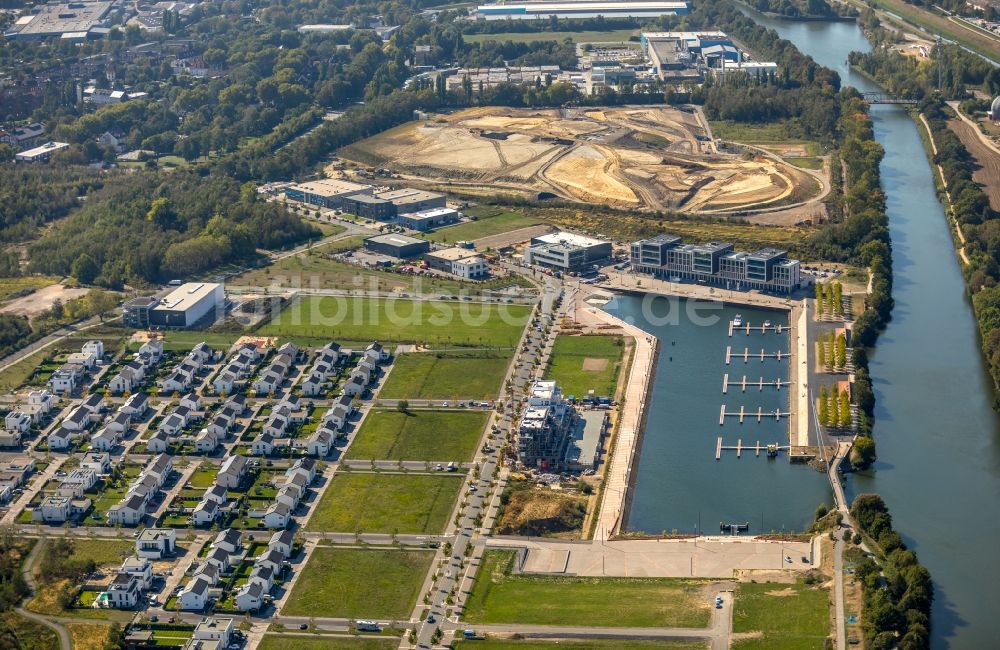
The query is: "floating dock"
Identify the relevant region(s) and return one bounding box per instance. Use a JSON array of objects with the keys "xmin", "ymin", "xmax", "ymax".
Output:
[
  {"xmin": 719, "ymin": 405, "xmax": 792, "ymax": 423},
  {"xmin": 728, "ymin": 321, "xmax": 789, "ymax": 337},
  {"xmin": 722, "ymin": 374, "xmax": 791, "ymax": 393},
  {"xmin": 715, "ymin": 437, "xmax": 790, "ymax": 459},
  {"xmin": 725, "ymin": 346, "xmax": 789, "ymax": 365}
]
